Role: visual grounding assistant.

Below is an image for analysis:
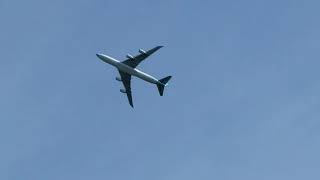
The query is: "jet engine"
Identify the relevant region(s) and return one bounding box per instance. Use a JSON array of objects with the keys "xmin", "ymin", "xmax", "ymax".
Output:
[
  {"xmin": 120, "ymin": 89, "xmax": 126, "ymax": 93},
  {"xmin": 116, "ymin": 77, "xmax": 122, "ymax": 81},
  {"xmin": 126, "ymin": 54, "xmax": 134, "ymax": 59},
  {"xmin": 139, "ymin": 49, "xmax": 146, "ymax": 54}
]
